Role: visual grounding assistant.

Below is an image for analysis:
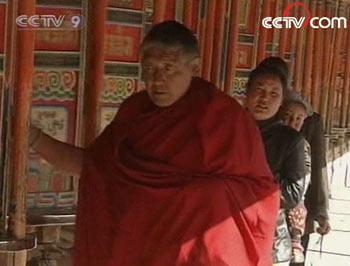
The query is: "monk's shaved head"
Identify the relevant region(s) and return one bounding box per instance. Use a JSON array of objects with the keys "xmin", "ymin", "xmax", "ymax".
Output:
[{"xmin": 141, "ymin": 20, "xmax": 200, "ymax": 59}]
